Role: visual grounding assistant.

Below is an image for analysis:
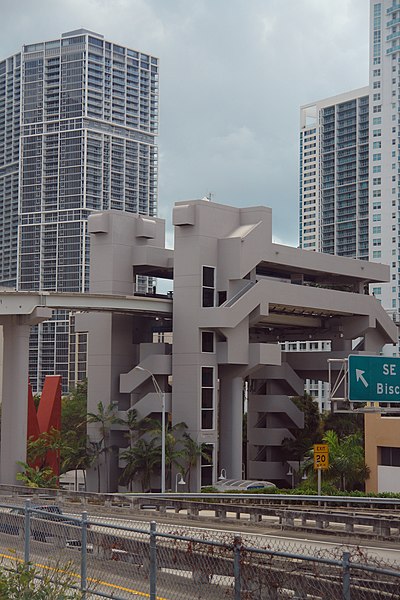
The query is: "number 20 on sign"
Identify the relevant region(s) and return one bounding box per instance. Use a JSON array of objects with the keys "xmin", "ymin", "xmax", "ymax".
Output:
[{"xmin": 313, "ymin": 444, "xmax": 329, "ymax": 470}]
